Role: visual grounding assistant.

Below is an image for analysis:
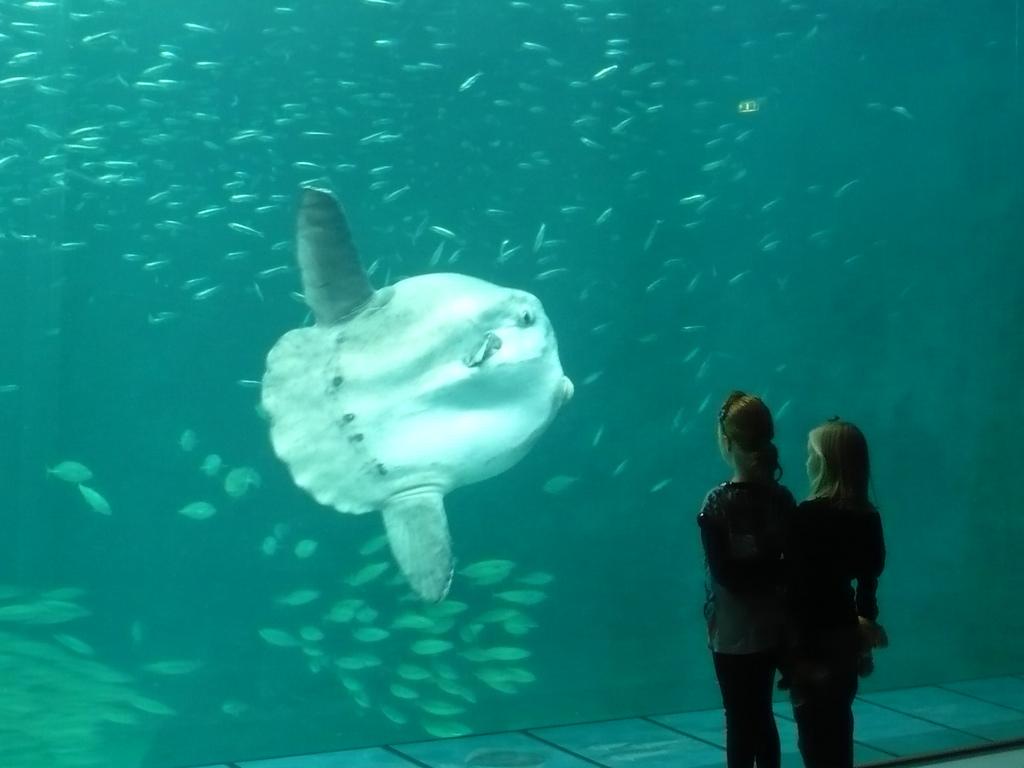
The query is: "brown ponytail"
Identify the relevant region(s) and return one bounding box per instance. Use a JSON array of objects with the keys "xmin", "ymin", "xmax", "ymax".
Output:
[{"xmin": 719, "ymin": 390, "xmax": 783, "ymax": 481}]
